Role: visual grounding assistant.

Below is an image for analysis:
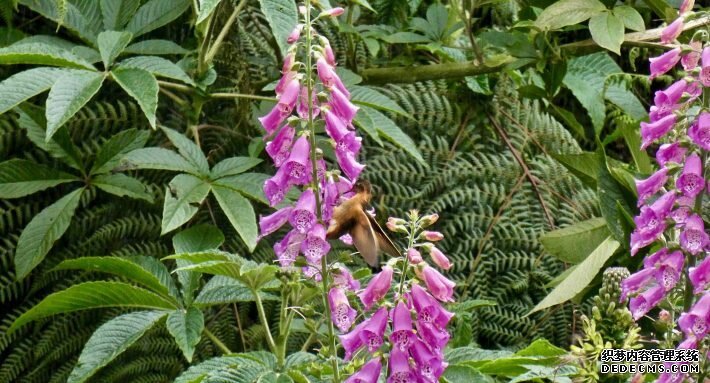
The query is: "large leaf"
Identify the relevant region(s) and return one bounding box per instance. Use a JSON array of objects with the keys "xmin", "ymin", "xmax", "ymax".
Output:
[
  {"xmin": 0, "ymin": 42, "xmax": 95, "ymax": 69},
  {"xmin": 91, "ymin": 128, "xmax": 150, "ymax": 174},
  {"xmin": 216, "ymin": 173, "xmax": 269, "ymax": 204},
  {"xmin": 350, "ymin": 85, "xmax": 410, "ymax": 117},
  {"xmin": 174, "ymin": 355, "xmax": 267, "ymax": 383},
  {"xmin": 8, "ymin": 281, "xmax": 177, "ymax": 332},
  {"xmin": 123, "ymin": 39, "xmax": 189, "ymax": 55},
  {"xmin": 528, "ymin": 237, "xmax": 620, "ymax": 314},
  {"xmin": 259, "ymin": 0, "xmax": 298, "ymax": 54},
  {"xmin": 67, "ymin": 310, "xmax": 167, "ymax": 383},
  {"xmin": 211, "ymin": 184, "xmax": 258, "ymax": 252},
  {"xmin": 588, "ymin": 12, "xmax": 624, "ymax": 55},
  {"xmin": 0, "ymin": 159, "xmax": 78, "ymax": 198},
  {"xmin": 613, "ymin": 5, "xmax": 645, "ymax": 32},
  {"xmin": 172, "ymin": 224, "xmax": 225, "ymax": 306},
  {"xmin": 197, "ymin": 0, "xmax": 224, "ymax": 24},
  {"xmin": 125, "ymin": 0, "xmax": 191, "ymax": 37},
  {"xmin": 111, "ymin": 67, "xmax": 158, "ymax": 128},
  {"xmin": 539, "ymin": 217, "xmax": 610, "ymax": 264},
  {"xmin": 97, "ymin": 30, "xmax": 133, "ymax": 68},
  {"xmin": 93, "ymin": 173, "xmax": 154, "ymax": 202},
  {"xmin": 0, "ymin": 67, "xmax": 67, "ymax": 115},
  {"xmin": 360, "ymin": 106, "xmax": 425, "ymax": 165},
  {"xmin": 161, "ymin": 127, "xmax": 210, "ymax": 175},
  {"xmin": 534, "ymin": 0, "xmax": 606, "ymax": 30},
  {"xmin": 210, "ymin": 157, "xmax": 263, "ymax": 179},
  {"xmin": 14, "ymin": 188, "xmax": 83, "ymax": 279},
  {"xmin": 15, "ymin": 105, "xmax": 83, "ymax": 170},
  {"xmin": 18, "ymin": 0, "xmax": 101, "ymax": 43},
  {"xmin": 46, "ymin": 70, "xmax": 105, "ymax": 140},
  {"xmin": 598, "ymin": 148, "xmax": 632, "ymax": 244},
  {"xmin": 100, "ymin": 0, "xmax": 141, "ymax": 30},
  {"xmin": 195, "ymin": 276, "xmax": 278, "ymax": 306},
  {"xmin": 162, "ymin": 174, "xmax": 211, "ymax": 234},
  {"xmin": 127, "ymin": 255, "xmax": 181, "ymax": 298},
  {"xmin": 167, "ymin": 307, "xmax": 204, "ymax": 362},
  {"xmin": 118, "ymin": 56, "xmax": 194, "ymax": 85},
  {"xmin": 121, "ymin": 147, "xmax": 200, "ymax": 174}
]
